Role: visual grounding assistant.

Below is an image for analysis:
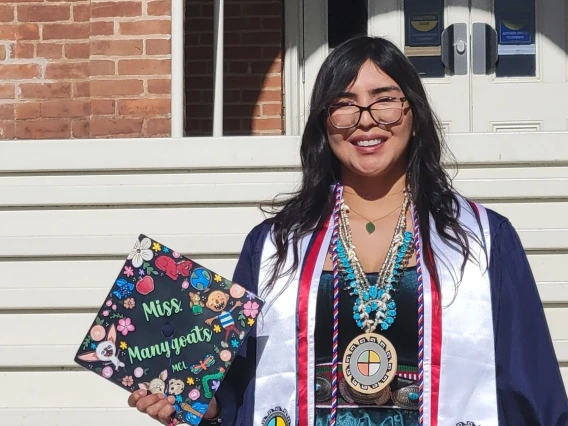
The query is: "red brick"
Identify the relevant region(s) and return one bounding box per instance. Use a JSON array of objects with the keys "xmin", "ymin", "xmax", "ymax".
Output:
[
  {"xmin": 91, "ymin": 40, "xmax": 143, "ymax": 56},
  {"xmin": 20, "ymin": 82, "xmax": 72, "ymax": 99},
  {"xmin": 264, "ymin": 75, "xmax": 282, "ymax": 88},
  {"xmin": 91, "ymin": 60, "xmax": 115, "ymax": 76},
  {"xmin": 0, "ymin": 104, "xmax": 14, "ymax": 120},
  {"xmin": 0, "ymin": 64, "xmax": 41, "ymax": 79},
  {"xmin": 15, "ymin": 103, "xmax": 40, "ymax": 119},
  {"xmin": 18, "ymin": 4, "xmax": 70, "ymax": 22},
  {"xmin": 74, "ymin": 81, "xmax": 90, "ymax": 97},
  {"xmin": 14, "ymin": 43, "xmax": 34, "ymax": 58},
  {"xmin": 261, "ymin": 103, "xmax": 281, "ymax": 116},
  {"xmin": 16, "ymin": 119, "xmax": 72, "ymax": 139},
  {"xmin": 0, "ymin": 121, "xmax": 15, "ymax": 139},
  {"xmin": 146, "ymin": 118, "xmax": 170, "ymax": 136},
  {"xmin": 148, "ymin": 79, "xmax": 170, "ymax": 94},
  {"xmin": 118, "ymin": 59, "xmax": 170, "ymax": 75},
  {"xmin": 72, "ymin": 119, "xmax": 90, "ymax": 138},
  {"xmin": 71, "ymin": 120, "xmax": 89, "ymax": 137},
  {"xmin": 90, "ymin": 118, "xmax": 143, "ymax": 136},
  {"xmin": 91, "ymin": 99, "xmax": 115, "ymax": 115},
  {"xmin": 43, "ymin": 23, "xmax": 90, "ymax": 40},
  {"xmin": 147, "ymin": 0, "xmax": 170, "ymax": 16},
  {"xmin": 65, "ymin": 43, "xmax": 90, "ymax": 59},
  {"xmin": 118, "ymin": 99, "xmax": 170, "ymax": 116},
  {"xmin": 0, "ymin": 24, "xmax": 39, "ymax": 41},
  {"xmin": 40, "ymin": 100, "xmax": 90, "ymax": 118},
  {"xmin": 120, "ymin": 20, "xmax": 170, "ymax": 35},
  {"xmin": 91, "ymin": 21, "xmax": 114, "ymax": 36},
  {"xmin": 0, "ymin": 84, "xmax": 15, "ymax": 99},
  {"xmin": 146, "ymin": 39, "xmax": 170, "ymax": 55},
  {"xmin": 0, "ymin": 45, "xmax": 6, "ymax": 61},
  {"xmin": 91, "ymin": 79, "xmax": 144, "ymax": 96},
  {"xmin": 0, "ymin": 5, "xmax": 14, "ymax": 22},
  {"xmin": 73, "ymin": 4, "xmax": 90, "ymax": 22},
  {"xmin": 92, "ymin": 2, "xmax": 141, "ymax": 18},
  {"xmin": 251, "ymin": 117, "xmax": 282, "ymax": 132},
  {"xmin": 37, "ymin": 43, "xmax": 63, "ymax": 59},
  {"xmin": 45, "ymin": 62, "xmax": 89, "ymax": 79}
]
